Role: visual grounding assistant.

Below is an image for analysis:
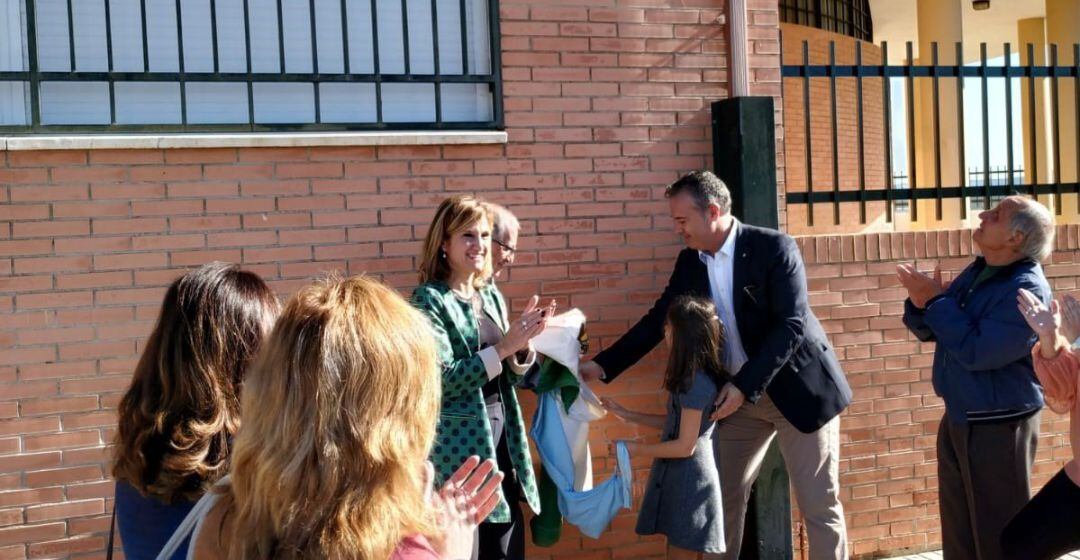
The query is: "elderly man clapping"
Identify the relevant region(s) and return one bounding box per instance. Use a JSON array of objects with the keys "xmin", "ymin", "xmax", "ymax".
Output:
[{"xmin": 899, "ymin": 195, "xmax": 1055, "ymax": 560}]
